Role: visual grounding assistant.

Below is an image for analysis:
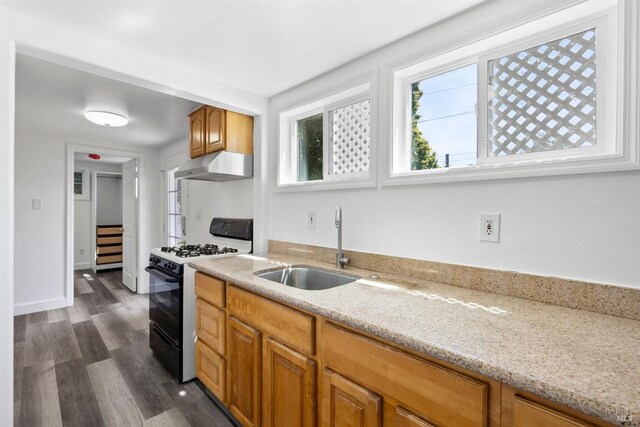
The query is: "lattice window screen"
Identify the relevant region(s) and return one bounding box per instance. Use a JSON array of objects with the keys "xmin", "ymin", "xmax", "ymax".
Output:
[
  {"xmin": 488, "ymin": 28, "xmax": 596, "ymax": 157},
  {"xmin": 329, "ymin": 100, "xmax": 371, "ymax": 175}
]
